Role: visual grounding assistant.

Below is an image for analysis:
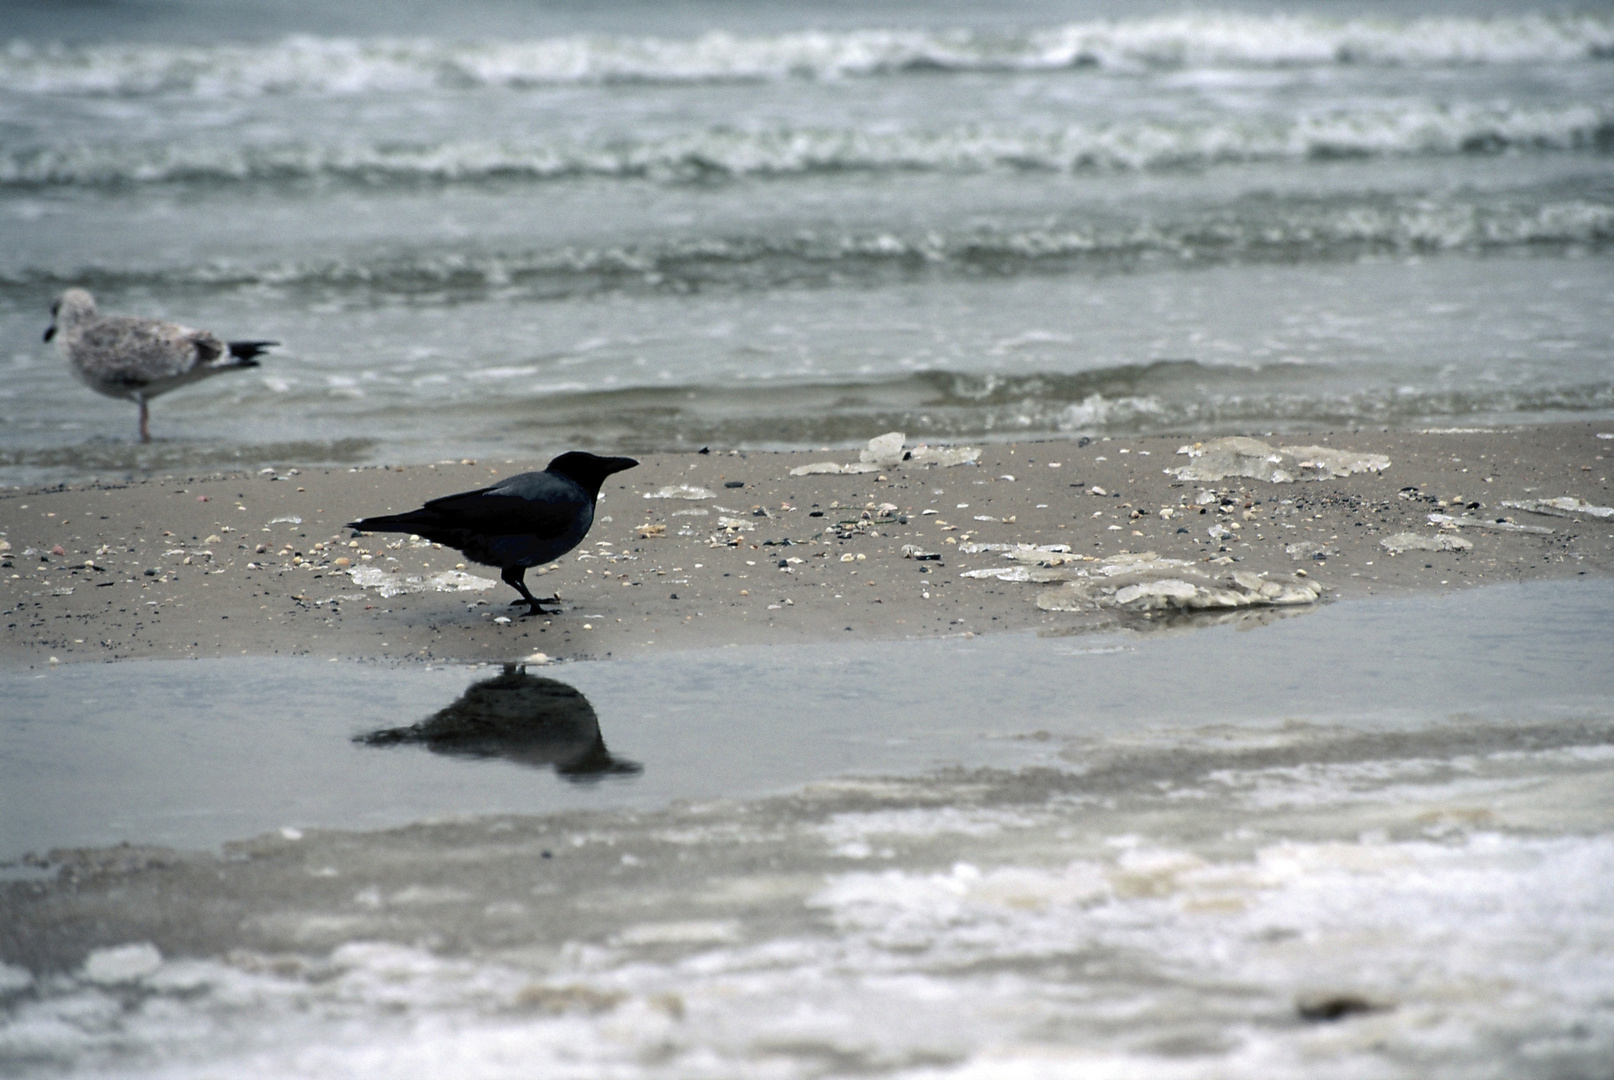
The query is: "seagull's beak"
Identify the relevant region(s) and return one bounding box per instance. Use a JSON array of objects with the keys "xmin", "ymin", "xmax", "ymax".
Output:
[{"xmin": 42, "ymin": 325, "xmax": 55, "ymax": 342}]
